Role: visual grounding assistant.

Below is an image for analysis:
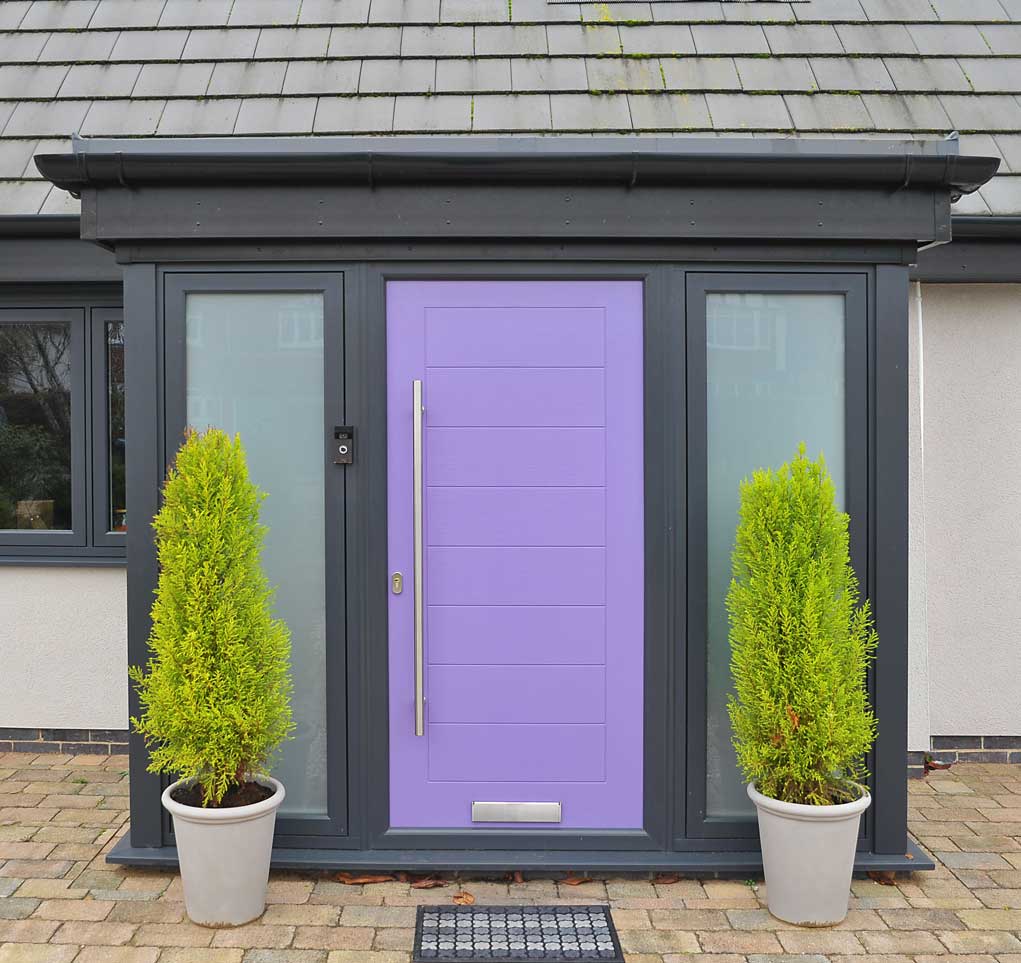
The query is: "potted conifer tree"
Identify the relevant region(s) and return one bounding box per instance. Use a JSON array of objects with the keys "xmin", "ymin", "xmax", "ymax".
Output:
[
  {"xmin": 130, "ymin": 428, "xmax": 294, "ymax": 927},
  {"xmin": 728, "ymin": 446, "xmax": 878, "ymax": 926}
]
